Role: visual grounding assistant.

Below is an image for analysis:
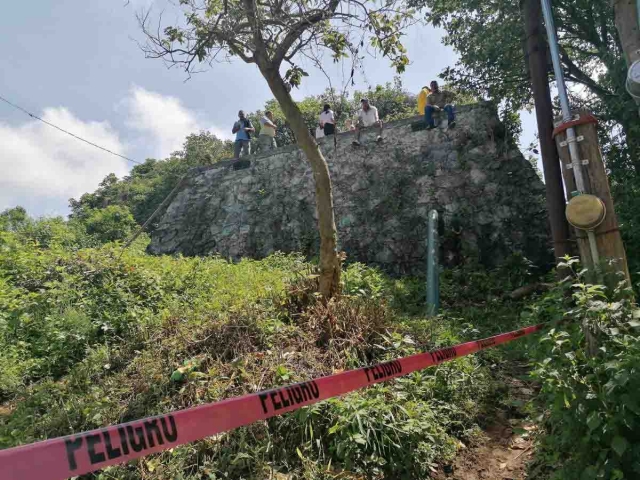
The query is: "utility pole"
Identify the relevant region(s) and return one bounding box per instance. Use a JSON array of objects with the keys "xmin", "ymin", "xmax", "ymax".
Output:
[
  {"xmin": 540, "ymin": 0, "xmax": 631, "ymax": 287},
  {"xmin": 521, "ymin": 0, "xmax": 573, "ymax": 265},
  {"xmin": 612, "ymin": 0, "xmax": 640, "ymax": 67},
  {"xmin": 612, "ymin": 0, "xmax": 640, "ymax": 109}
]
